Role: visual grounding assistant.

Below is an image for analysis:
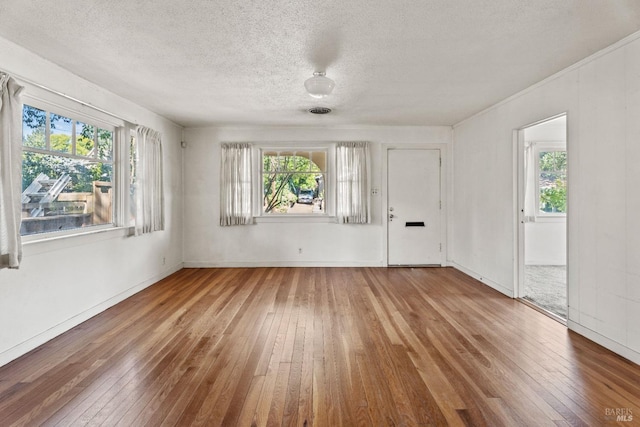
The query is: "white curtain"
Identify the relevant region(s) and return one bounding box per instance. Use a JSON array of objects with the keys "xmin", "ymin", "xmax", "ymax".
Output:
[
  {"xmin": 0, "ymin": 73, "xmax": 24, "ymax": 269},
  {"xmin": 523, "ymin": 141, "xmax": 536, "ymax": 222},
  {"xmin": 220, "ymin": 143, "xmax": 253, "ymax": 226},
  {"xmin": 134, "ymin": 125, "xmax": 164, "ymax": 235},
  {"xmin": 336, "ymin": 141, "xmax": 370, "ymax": 224}
]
